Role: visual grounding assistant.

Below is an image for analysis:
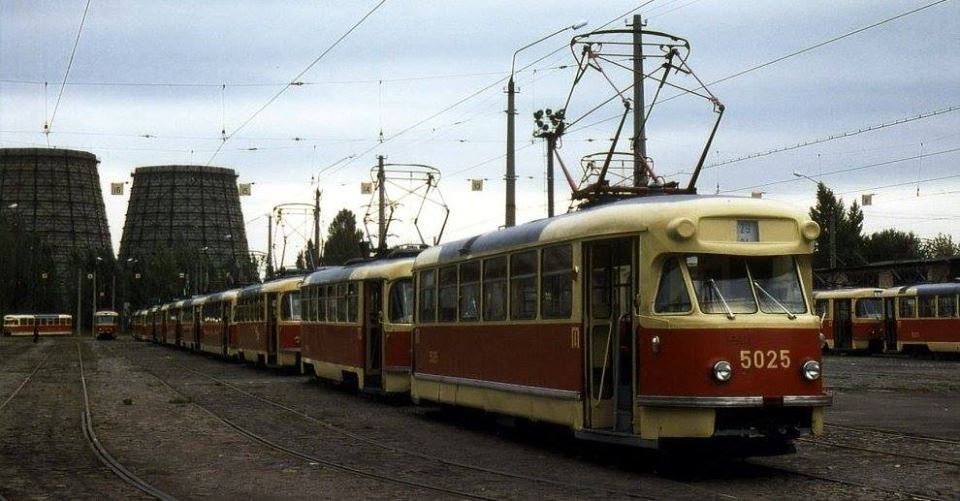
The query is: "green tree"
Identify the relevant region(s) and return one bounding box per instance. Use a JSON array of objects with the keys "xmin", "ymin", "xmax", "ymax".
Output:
[
  {"xmin": 809, "ymin": 183, "xmax": 865, "ymax": 269},
  {"xmin": 922, "ymin": 233, "xmax": 958, "ymax": 258},
  {"xmin": 862, "ymin": 229, "xmax": 925, "ymax": 263},
  {"xmin": 323, "ymin": 209, "xmax": 365, "ymax": 265}
]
